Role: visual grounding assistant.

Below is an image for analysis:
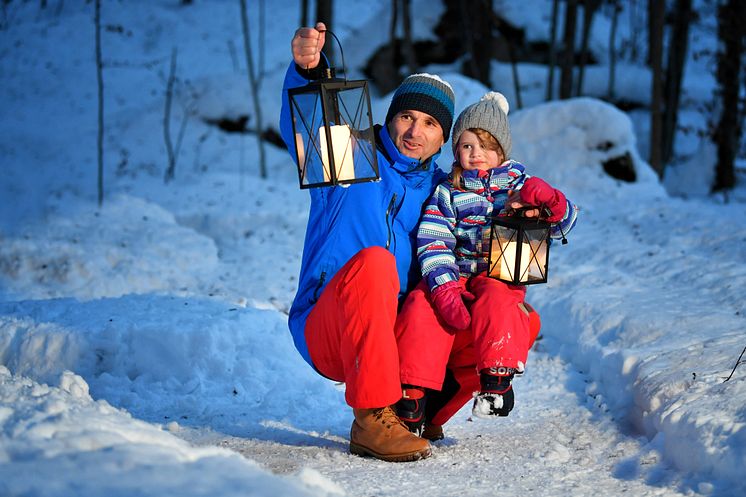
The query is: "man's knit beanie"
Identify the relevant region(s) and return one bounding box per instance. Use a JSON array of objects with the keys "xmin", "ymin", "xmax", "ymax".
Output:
[
  {"xmin": 385, "ymin": 73, "xmax": 455, "ymax": 141},
  {"xmin": 451, "ymin": 91, "xmax": 512, "ymax": 158}
]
